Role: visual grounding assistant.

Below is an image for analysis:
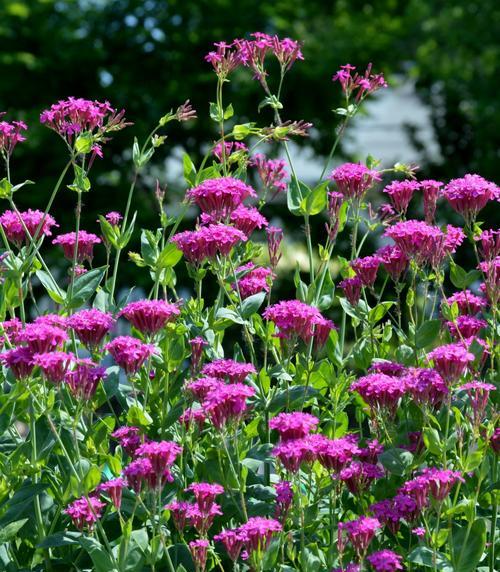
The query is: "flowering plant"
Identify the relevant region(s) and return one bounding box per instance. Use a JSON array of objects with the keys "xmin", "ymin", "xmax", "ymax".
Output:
[{"xmin": 0, "ymin": 31, "xmax": 497, "ymax": 572}]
